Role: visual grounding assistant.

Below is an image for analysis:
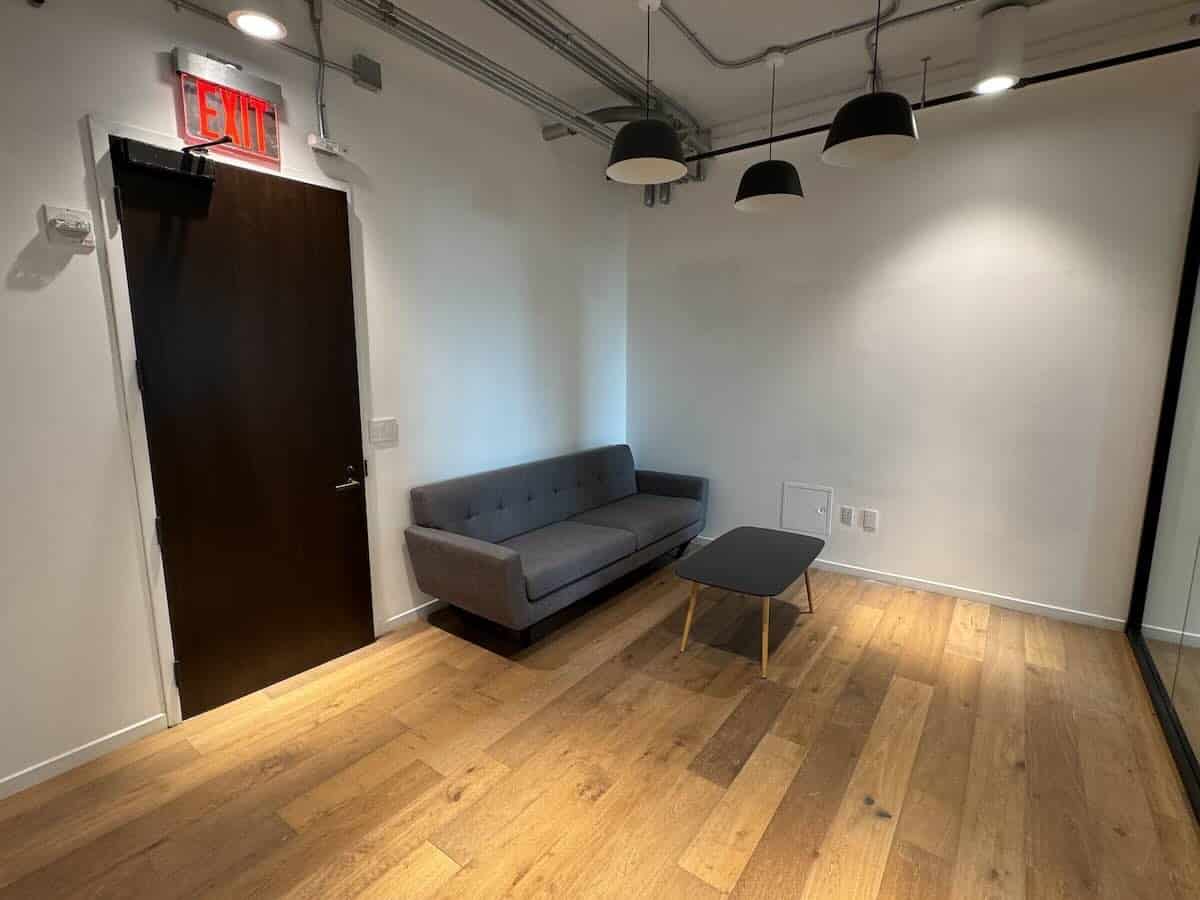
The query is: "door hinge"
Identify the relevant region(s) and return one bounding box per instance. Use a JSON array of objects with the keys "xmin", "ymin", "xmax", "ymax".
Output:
[
  {"xmin": 154, "ymin": 515, "xmax": 164, "ymax": 546},
  {"xmin": 173, "ymin": 660, "xmax": 182, "ymax": 687},
  {"xmin": 113, "ymin": 184, "xmax": 123, "ymax": 226},
  {"xmin": 134, "ymin": 358, "xmax": 146, "ymax": 393},
  {"xmin": 362, "ymin": 458, "xmax": 369, "ymax": 478}
]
